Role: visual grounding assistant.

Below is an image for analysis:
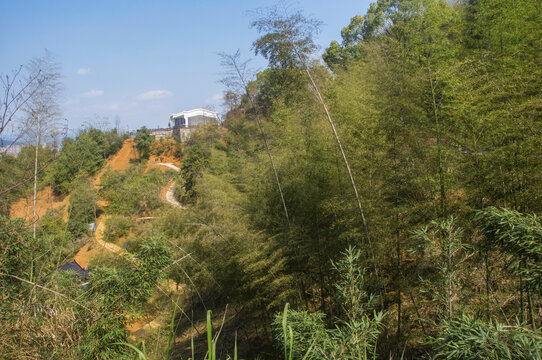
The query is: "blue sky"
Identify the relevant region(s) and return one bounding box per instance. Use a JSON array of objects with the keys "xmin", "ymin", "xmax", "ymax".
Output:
[{"xmin": 1, "ymin": 0, "xmax": 371, "ymax": 133}]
